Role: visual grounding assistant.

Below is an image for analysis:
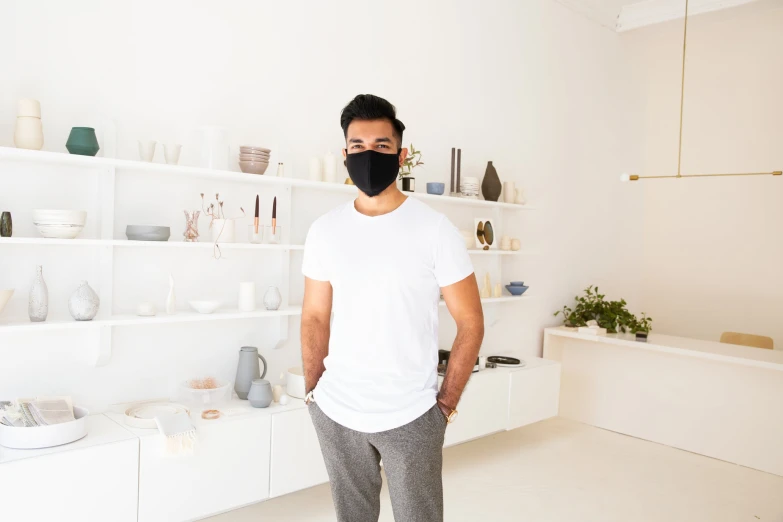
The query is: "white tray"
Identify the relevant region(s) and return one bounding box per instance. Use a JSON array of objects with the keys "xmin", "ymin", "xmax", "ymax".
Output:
[{"xmin": 0, "ymin": 406, "xmax": 89, "ymax": 449}]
